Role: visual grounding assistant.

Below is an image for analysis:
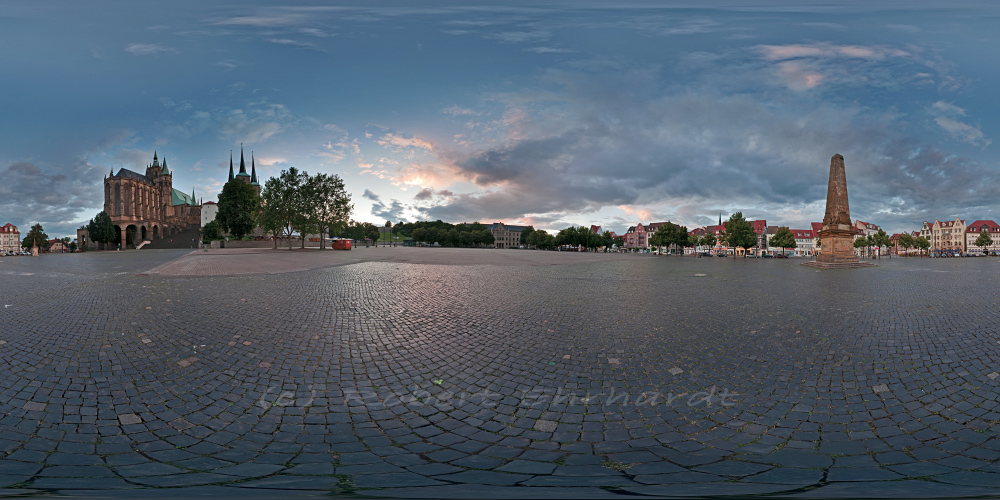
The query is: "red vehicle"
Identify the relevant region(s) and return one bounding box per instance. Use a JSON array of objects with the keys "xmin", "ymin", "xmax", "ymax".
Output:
[{"xmin": 330, "ymin": 239, "xmax": 352, "ymax": 250}]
